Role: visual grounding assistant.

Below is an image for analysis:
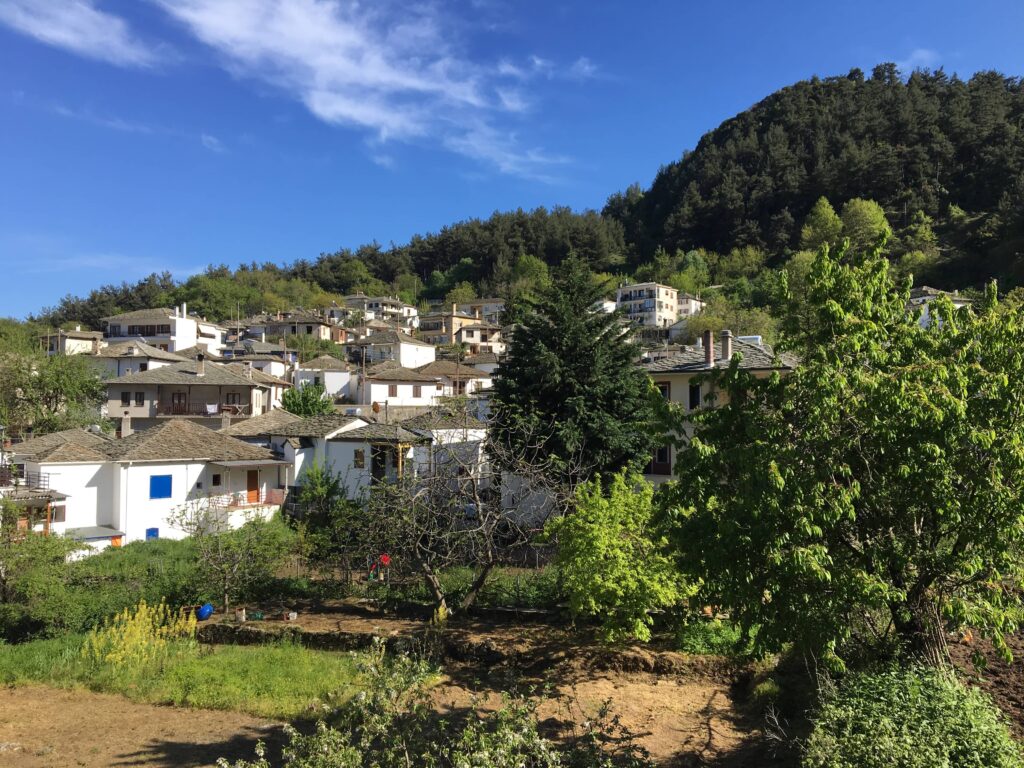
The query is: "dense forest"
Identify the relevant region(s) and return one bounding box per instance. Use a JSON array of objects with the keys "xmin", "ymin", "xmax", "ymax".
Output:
[{"xmin": 30, "ymin": 63, "xmax": 1024, "ymax": 332}]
